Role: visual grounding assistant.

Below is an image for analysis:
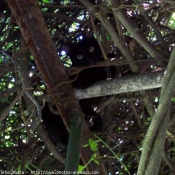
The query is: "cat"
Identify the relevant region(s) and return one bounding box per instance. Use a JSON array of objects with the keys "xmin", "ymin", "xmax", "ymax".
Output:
[
  {"xmin": 64, "ymin": 31, "xmax": 115, "ymax": 133},
  {"xmin": 42, "ymin": 31, "xmax": 115, "ymax": 146},
  {"xmin": 62, "ymin": 31, "xmax": 115, "ymax": 130},
  {"xmin": 62, "ymin": 31, "xmax": 115, "ymax": 89}
]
